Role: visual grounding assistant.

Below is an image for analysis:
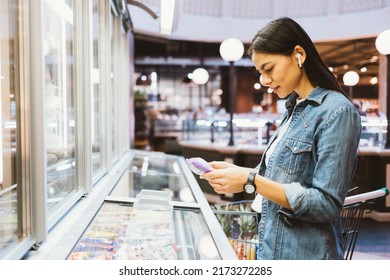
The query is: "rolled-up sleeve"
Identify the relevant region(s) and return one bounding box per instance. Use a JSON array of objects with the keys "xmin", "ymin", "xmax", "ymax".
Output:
[{"xmin": 283, "ymin": 106, "xmax": 361, "ymax": 222}]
